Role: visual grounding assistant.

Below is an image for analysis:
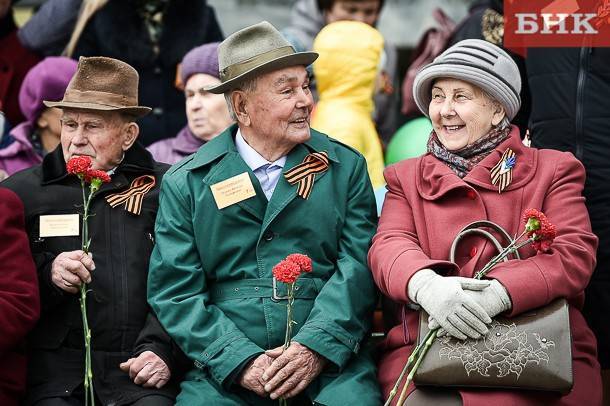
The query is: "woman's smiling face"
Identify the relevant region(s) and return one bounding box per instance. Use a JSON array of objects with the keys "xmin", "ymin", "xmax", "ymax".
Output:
[{"xmin": 429, "ymin": 78, "xmax": 505, "ymax": 151}]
